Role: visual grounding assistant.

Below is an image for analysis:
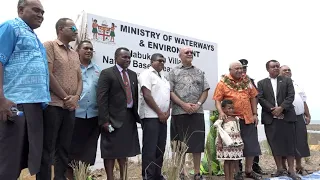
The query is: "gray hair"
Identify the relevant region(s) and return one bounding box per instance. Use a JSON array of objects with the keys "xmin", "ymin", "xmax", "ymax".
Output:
[{"xmin": 17, "ymin": 0, "xmax": 27, "ymax": 8}]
